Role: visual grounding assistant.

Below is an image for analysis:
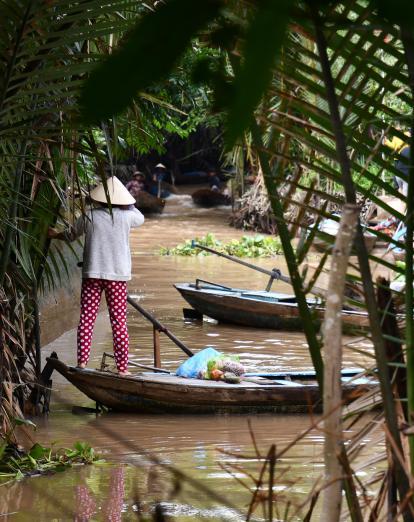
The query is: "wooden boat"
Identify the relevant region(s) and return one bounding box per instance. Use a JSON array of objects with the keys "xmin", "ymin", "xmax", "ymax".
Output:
[
  {"xmin": 311, "ymin": 217, "xmax": 377, "ymax": 254},
  {"xmin": 135, "ymin": 191, "xmax": 165, "ymax": 214},
  {"xmin": 192, "ymin": 189, "xmax": 231, "ymax": 208},
  {"xmin": 47, "ymin": 358, "xmax": 374, "ymax": 414},
  {"xmin": 313, "ymin": 233, "xmax": 376, "ymax": 254},
  {"xmin": 147, "ymin": 180, "xmax": 178, "ymax": 198},
  {"xmin": 175, "ymin": 281, "xmax": 369, "ymax": 332}
]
